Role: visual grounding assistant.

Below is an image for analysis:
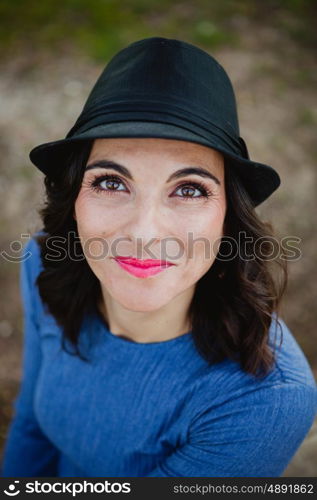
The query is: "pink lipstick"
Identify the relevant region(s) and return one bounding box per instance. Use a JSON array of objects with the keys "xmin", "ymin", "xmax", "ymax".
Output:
[{"xmin": 113, "ymin": 257, "xmax": 175, "ymax": 278}]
